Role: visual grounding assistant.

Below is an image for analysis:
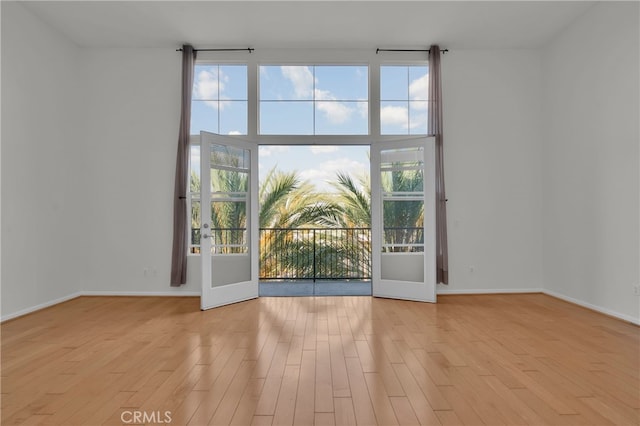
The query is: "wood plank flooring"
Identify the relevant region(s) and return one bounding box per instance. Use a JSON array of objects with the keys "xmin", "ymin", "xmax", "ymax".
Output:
[{"xmin": 1, "ymin": 294, "xmax": 638, "ymax": 425}]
